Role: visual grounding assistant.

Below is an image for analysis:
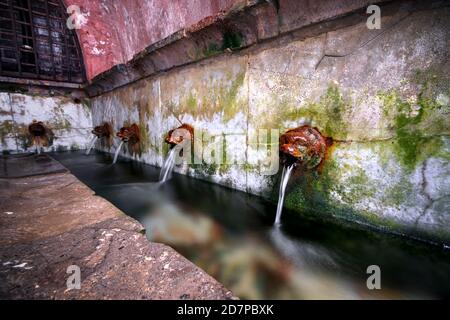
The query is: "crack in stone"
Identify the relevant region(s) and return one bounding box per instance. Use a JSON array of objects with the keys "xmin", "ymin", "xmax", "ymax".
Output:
[
  {"xmin": 314, "ymin": 12, "xmax": 413, "ymax": 71},
  {"xmin": 332, "ymin": 136, "xmax": 395, "ymax": 144},
  {"xmin": 333, "ymin": 133, "xmax": 450, "ymax": 144},
  {"xmin": 414, "ymin": 159, "xmax": 450, "ymax": 228},
  {"xmin": 415, "ymin": 159, "xmax": 432, "ymax": 227}
]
